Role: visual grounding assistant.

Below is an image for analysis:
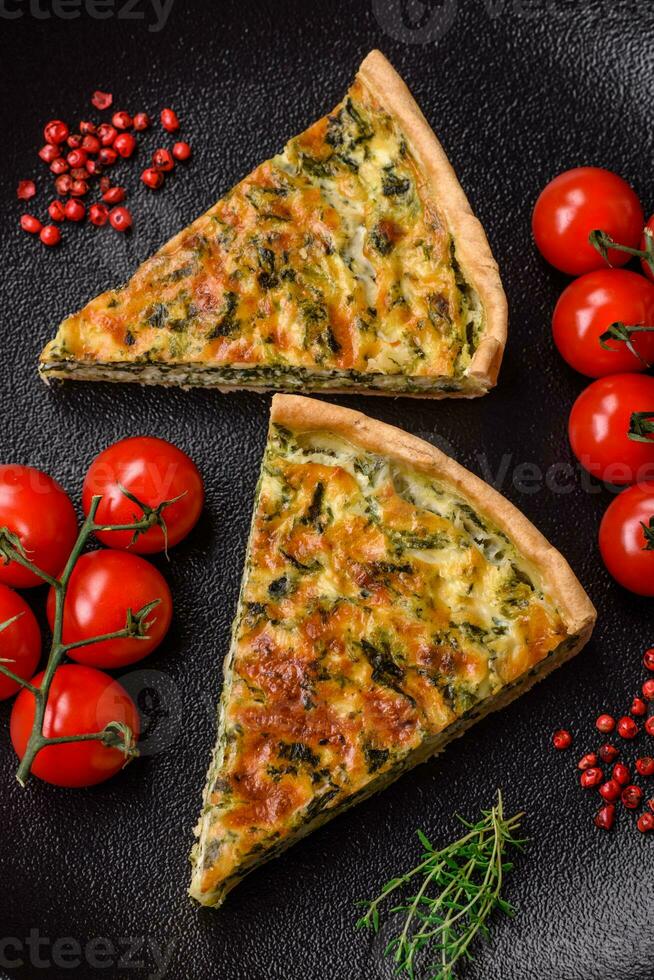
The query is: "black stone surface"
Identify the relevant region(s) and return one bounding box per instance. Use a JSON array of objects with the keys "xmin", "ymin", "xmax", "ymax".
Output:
[{"xmin": 1, "ymin": 1, "xmax": 653, "ymax": 978}]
